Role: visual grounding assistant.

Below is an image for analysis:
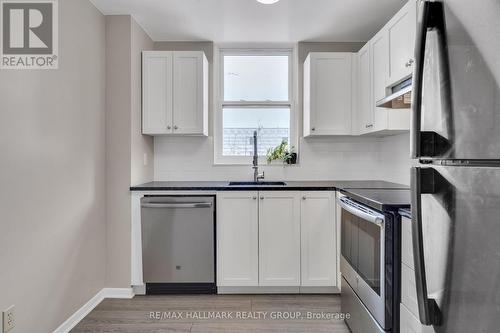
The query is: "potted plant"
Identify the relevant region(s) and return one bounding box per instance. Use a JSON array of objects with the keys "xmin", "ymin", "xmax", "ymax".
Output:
[{"xmin": 266, "ymin": 140, "xmax": 297, "ymax": 165}]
